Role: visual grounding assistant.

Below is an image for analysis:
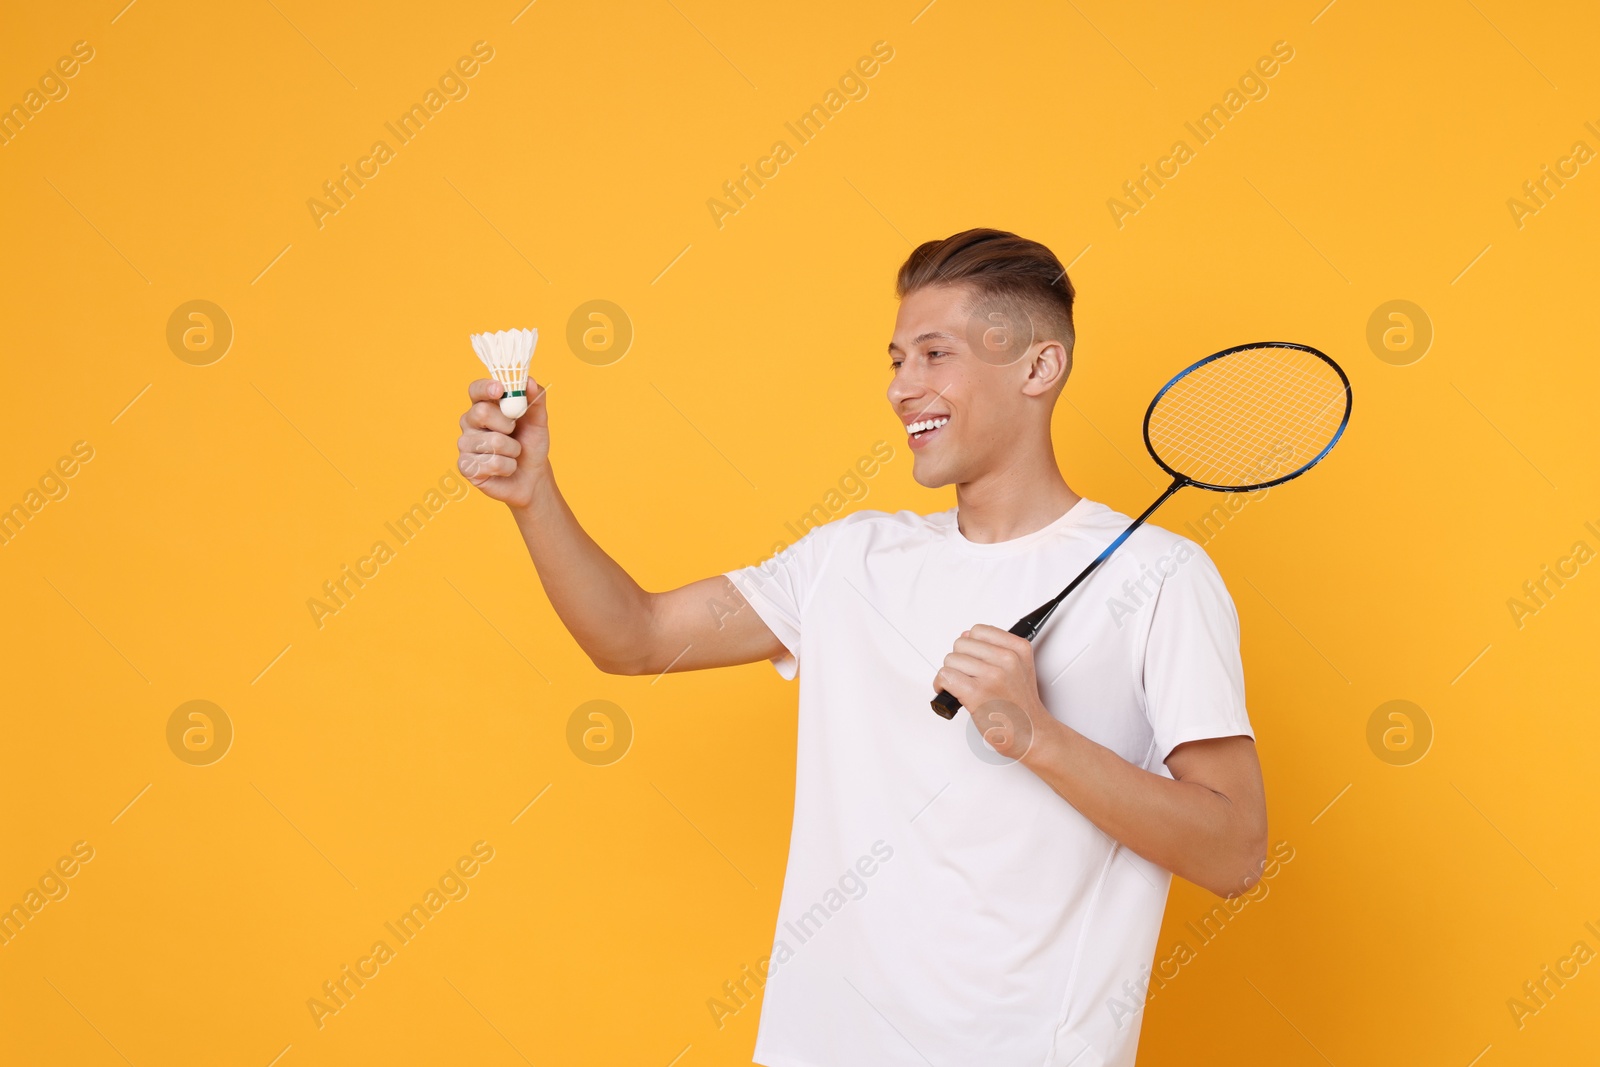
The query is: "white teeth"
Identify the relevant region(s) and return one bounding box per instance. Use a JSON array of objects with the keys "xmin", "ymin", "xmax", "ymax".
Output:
[{"xmin": 907, "ymin": 417, "xmax": 949, "ymax": 434}]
